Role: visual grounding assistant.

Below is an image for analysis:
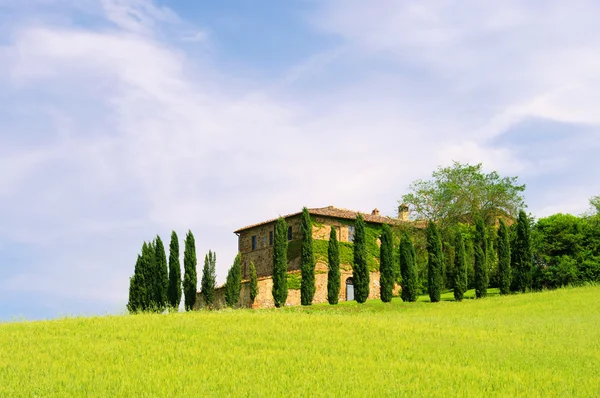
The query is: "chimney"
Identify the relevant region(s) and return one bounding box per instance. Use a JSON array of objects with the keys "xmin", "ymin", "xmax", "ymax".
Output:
[
  {"xmin": 371, "ymin": 208, "xmax": 380, "ymax": 216},
  {"xmin": 398, "ymin": 204, "xmax": 409, "ymax": 221}
]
